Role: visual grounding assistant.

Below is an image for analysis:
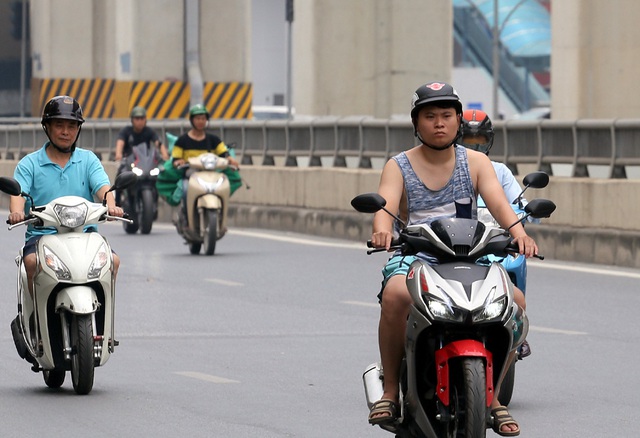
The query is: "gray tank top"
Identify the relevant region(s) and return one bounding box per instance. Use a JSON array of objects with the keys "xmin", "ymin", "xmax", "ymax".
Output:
[{"xmin": 392, "ymin": 145, "xmax": 477, "ymax": 235}]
